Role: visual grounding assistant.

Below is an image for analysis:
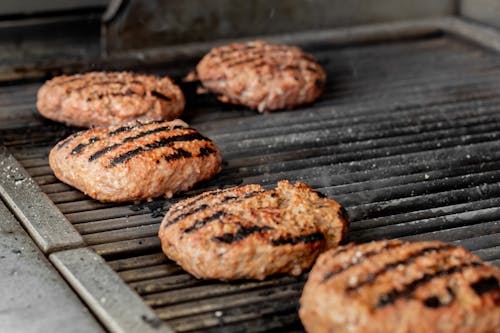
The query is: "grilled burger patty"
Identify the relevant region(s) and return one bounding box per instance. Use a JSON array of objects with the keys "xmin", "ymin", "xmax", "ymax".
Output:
[
  {"xmin": 158, "ymin": 181, "xmax": 348, "ymax": 280},
  {"xmin": 49, "ymin": 120, "xmax": 221, "ymax": 202},
  {"xmin": 196, "ymin": 40, "xmax": 326, "ymax": 112},
  {"xmin": 37, "ymin": 72, "xmax": 185, "ymax": 127},
  {"xmin": 300, "ymin": 240, "xmax": 500, "ymax": 333}
]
